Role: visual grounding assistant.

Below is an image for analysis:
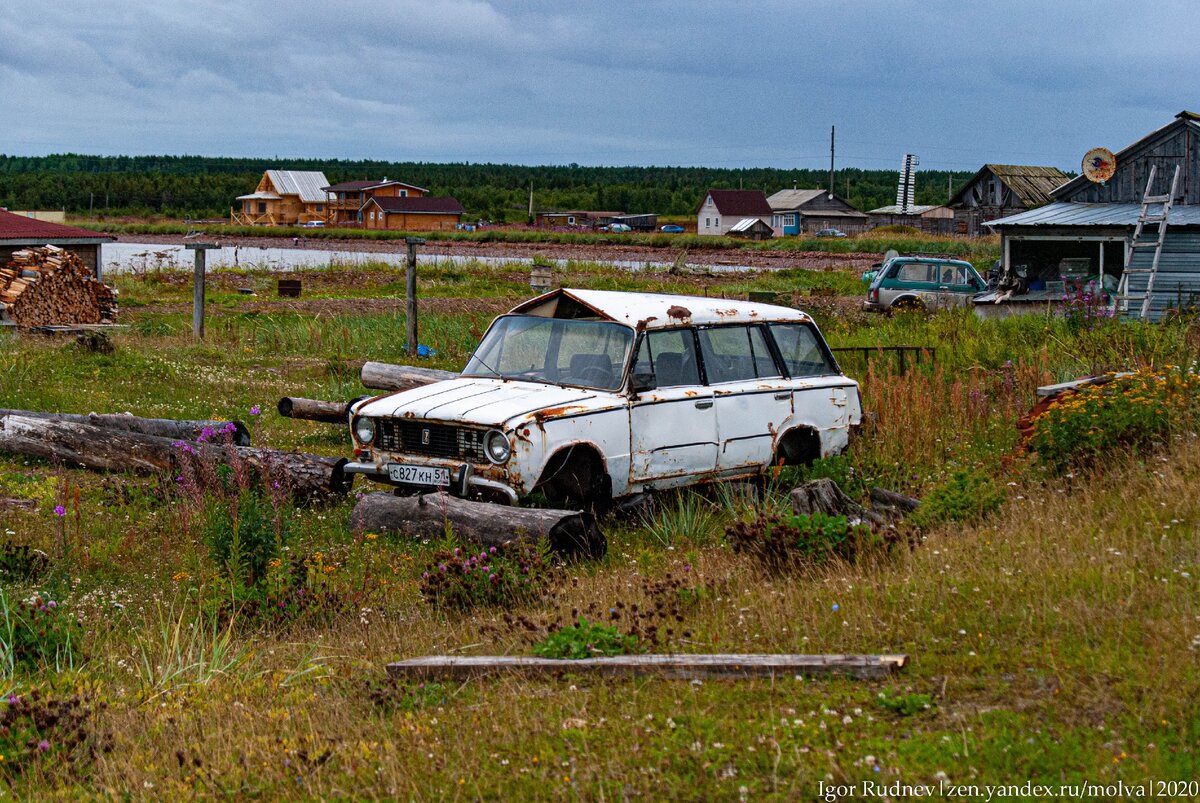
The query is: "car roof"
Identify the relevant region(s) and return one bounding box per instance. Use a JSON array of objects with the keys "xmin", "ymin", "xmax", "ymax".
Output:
[
  {"xmin": 888, "ymin": 256, "xmax": 973, "ymax": 265},
  {"xmin": 510, "ymin": 288, "xmax": 812, "ymax": 330}
]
